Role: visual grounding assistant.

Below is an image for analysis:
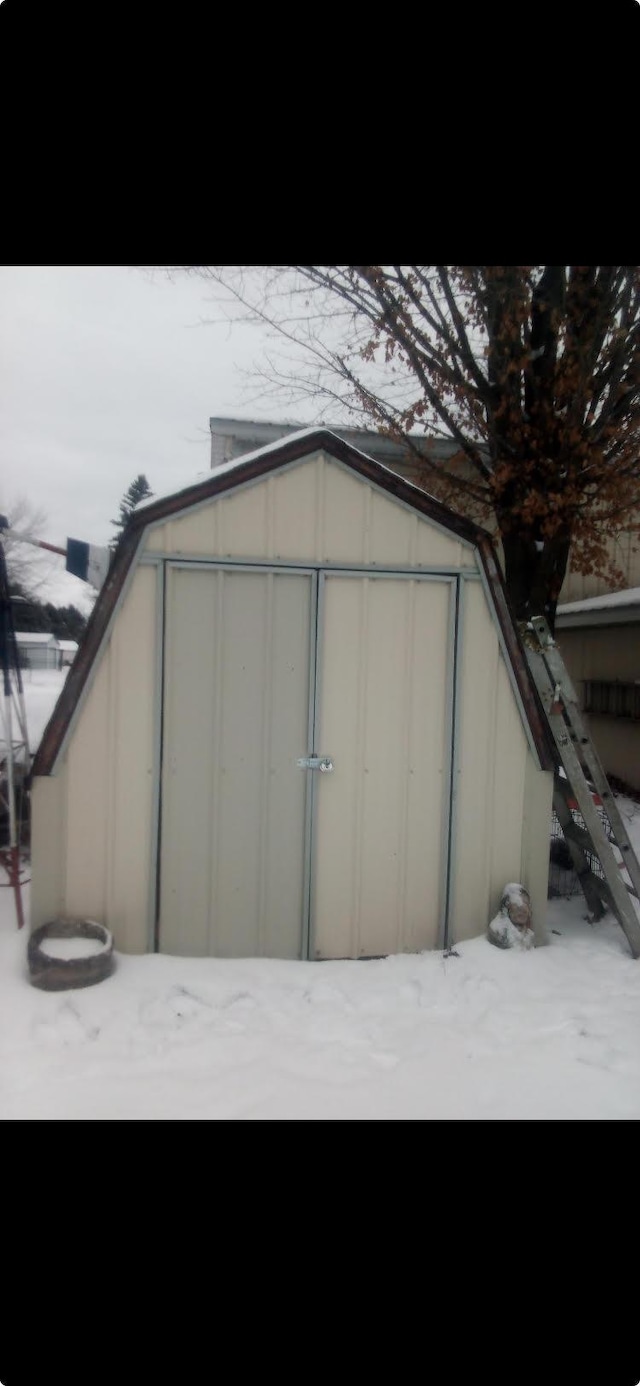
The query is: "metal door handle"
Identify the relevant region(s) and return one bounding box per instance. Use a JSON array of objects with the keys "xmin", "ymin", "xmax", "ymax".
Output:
[{"xmin": 296, "ymin": 756, "xmax": 334, "ymax": 772}]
